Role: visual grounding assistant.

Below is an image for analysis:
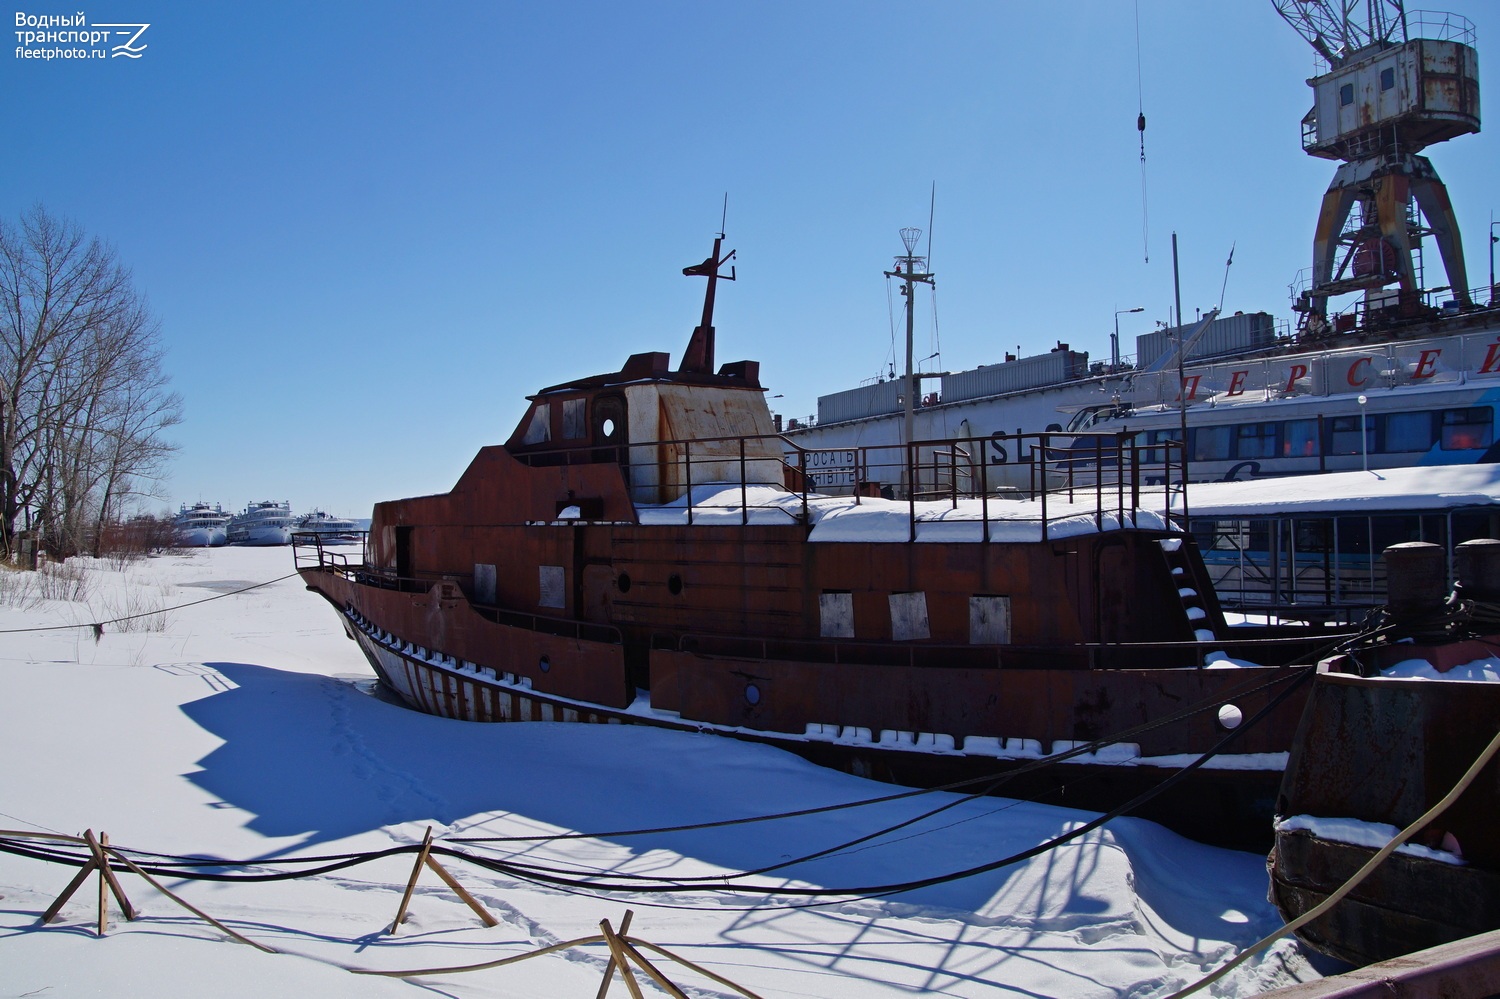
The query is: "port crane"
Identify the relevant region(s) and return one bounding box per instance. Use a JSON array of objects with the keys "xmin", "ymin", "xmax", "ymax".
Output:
[{"xmin": 1272, "ymin": 1, "xmax": 1480, "ymax": 329}]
